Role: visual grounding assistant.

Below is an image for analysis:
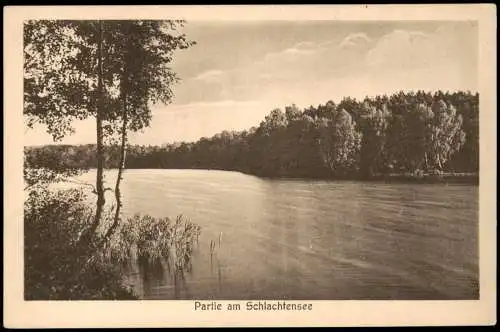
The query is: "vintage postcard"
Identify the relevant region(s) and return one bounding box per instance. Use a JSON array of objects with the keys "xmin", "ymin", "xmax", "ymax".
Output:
[{"xmin": 3, "ymin": 4, "xmax": 497, "ymax": 328}]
